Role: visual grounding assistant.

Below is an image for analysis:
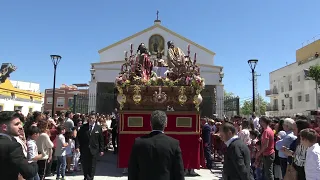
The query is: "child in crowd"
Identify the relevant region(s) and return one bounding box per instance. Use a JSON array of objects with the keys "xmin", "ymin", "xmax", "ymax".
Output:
[
  {"xmin": 55, "ymin": 126, "xmax": 68, "ymax": 180},
  {"xmin": 254, "ymin": 141, "xmax": 264, "ymax": 180},
  {"xmin": 249, "ymin": 130, "xmax": 259, "ymax": 162},
  {"xmin": 26, "ymin": 126, "xmax": 43, "ymax": 180},
  {"xmin": 65, "ymin": 131, "xmax": 75, "ymax": 173},
  {"xmin": 249, "ymin": 130, "xmax": 259, "ymax": 179}
]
